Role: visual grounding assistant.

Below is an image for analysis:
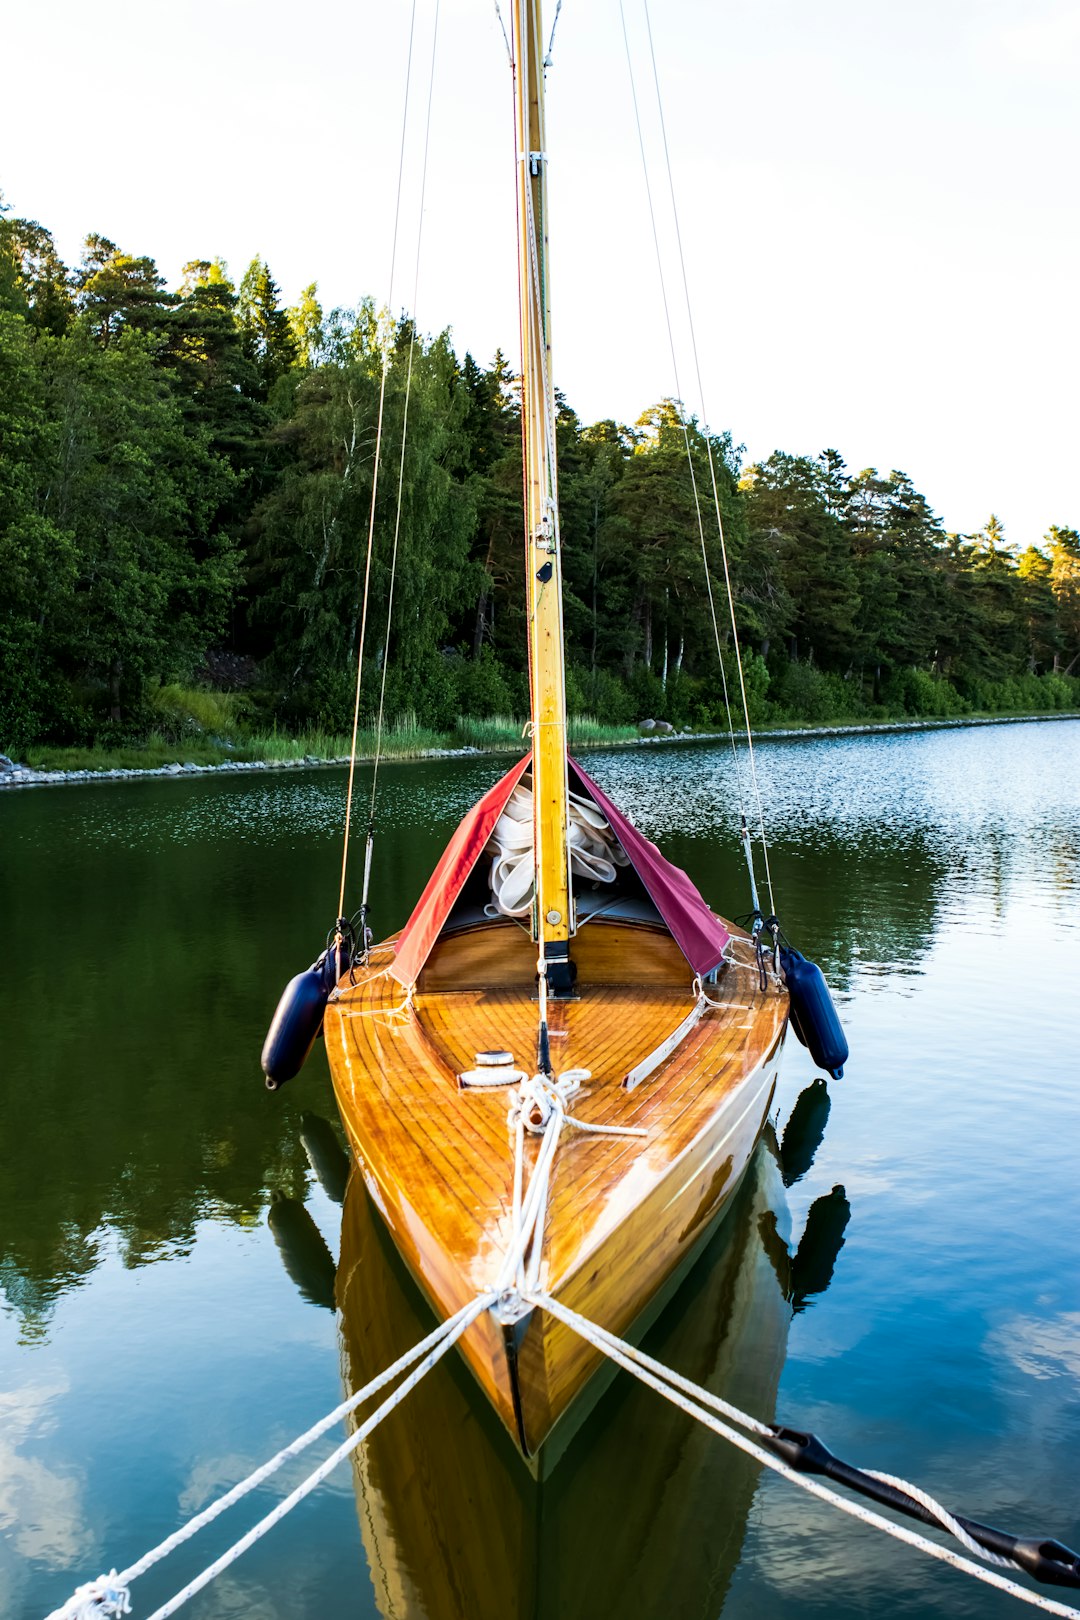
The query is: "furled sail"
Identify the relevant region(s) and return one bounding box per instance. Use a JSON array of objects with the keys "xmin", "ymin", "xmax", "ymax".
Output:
[{"xmin": 391, "ymin": 756, "xmax": 730, "ymax": 987}]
